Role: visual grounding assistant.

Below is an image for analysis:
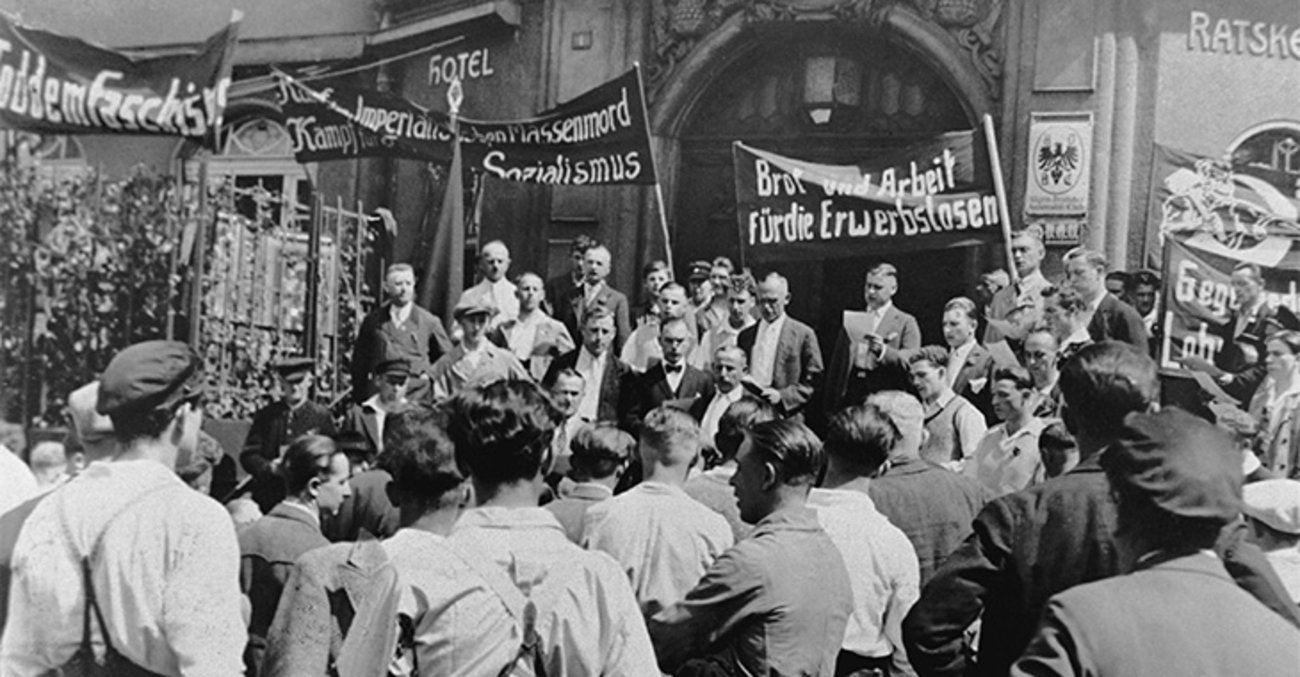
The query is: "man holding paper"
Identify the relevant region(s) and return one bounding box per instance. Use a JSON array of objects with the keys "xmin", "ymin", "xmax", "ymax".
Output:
[{"xmin": 825, "ymin": 263, "xmax": 922, "ymax": 410}]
